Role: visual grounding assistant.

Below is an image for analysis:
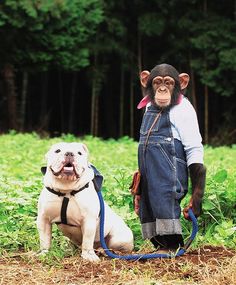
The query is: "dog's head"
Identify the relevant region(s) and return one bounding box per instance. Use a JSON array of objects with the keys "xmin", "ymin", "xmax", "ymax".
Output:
[
  {"xmin": 45, "ymin": 142, "xmax": 89, "ymax": 181},
  {"xmin": 43, "ymin": 142, "xmax": 94, "ymax": 190}
]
